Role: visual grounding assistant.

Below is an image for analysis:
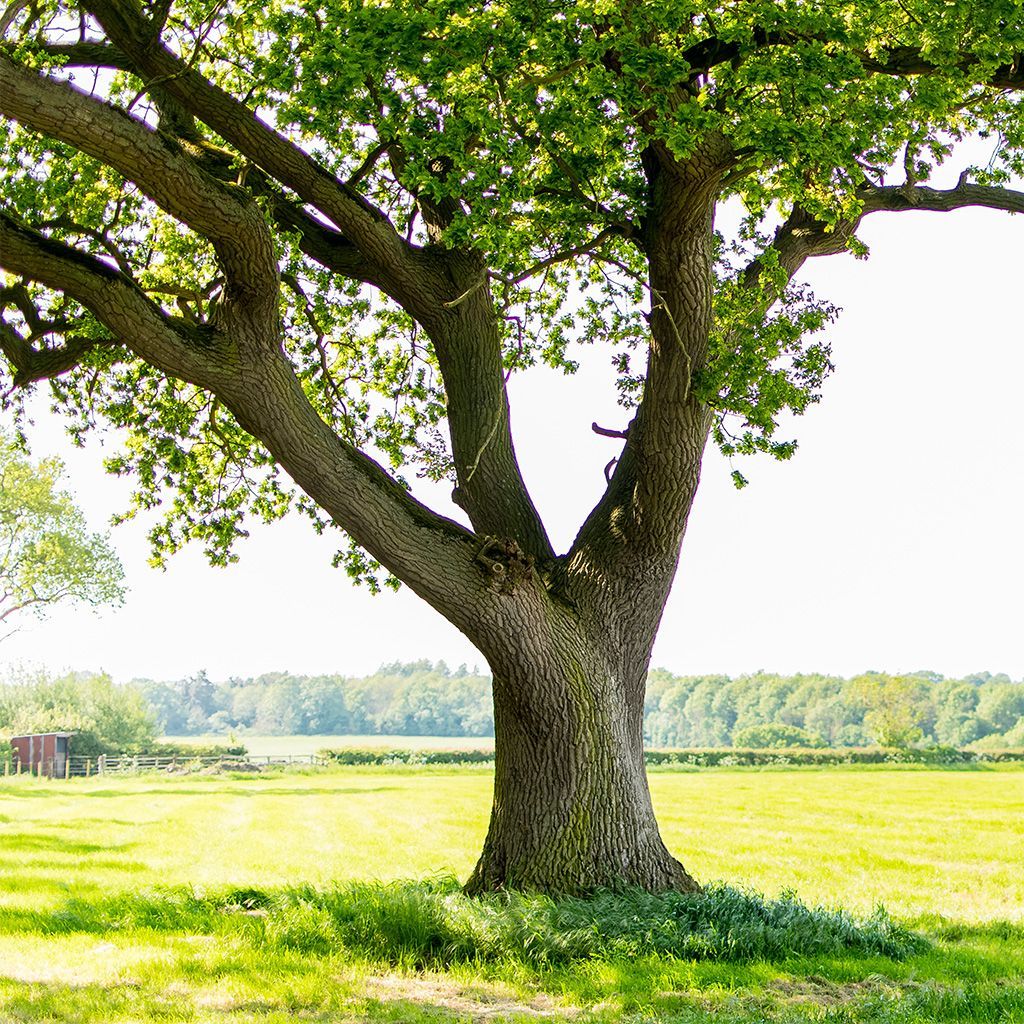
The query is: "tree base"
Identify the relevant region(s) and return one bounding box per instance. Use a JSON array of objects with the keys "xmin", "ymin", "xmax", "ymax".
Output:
[
  {"xmin": 464, "ymin": 848, "xmax": 701, "ymax": 897},
  {"xmin": 468, "ymin": 620, "xmax": 702, "ymax": 897}
]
